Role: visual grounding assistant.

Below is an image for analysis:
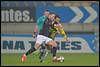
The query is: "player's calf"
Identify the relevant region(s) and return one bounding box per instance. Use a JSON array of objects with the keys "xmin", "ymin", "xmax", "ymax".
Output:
[
  {"xmin": 39, "ymin": 48, "xmax": 48, "ymax": 63},
  {"xmin": 47, "ymin": 40, "xmax": 58, "ymax": 61},
  {"xmin": 39, "ymin": 43, "xmax": 49, "ymax": 62},
  {"xmin": 21, "ymin": 44, "xmax": 39, "ymax": 62}
]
